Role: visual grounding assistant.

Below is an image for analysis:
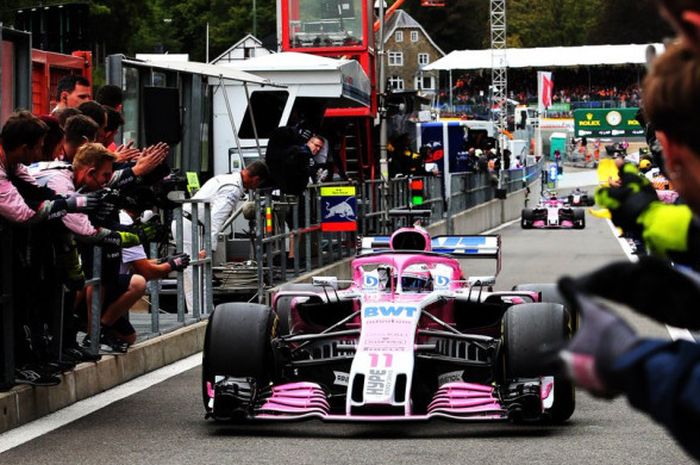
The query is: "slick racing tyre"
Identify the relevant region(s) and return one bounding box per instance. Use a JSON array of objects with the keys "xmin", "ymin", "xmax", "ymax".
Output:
[
  {"xmin": 574, "ymin": 209, "xmax": 586, "ymax": 229},
  {"xmin": 521, "ymin": 209, "xmax": 534, "ymax": 229},
  {"xmin": 202, "ymin": 302, "xmax": 274, "ymax": 413},
  {"xmin": 503, "ymin": 302, "xmax": 575, "ymax": 423}
]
